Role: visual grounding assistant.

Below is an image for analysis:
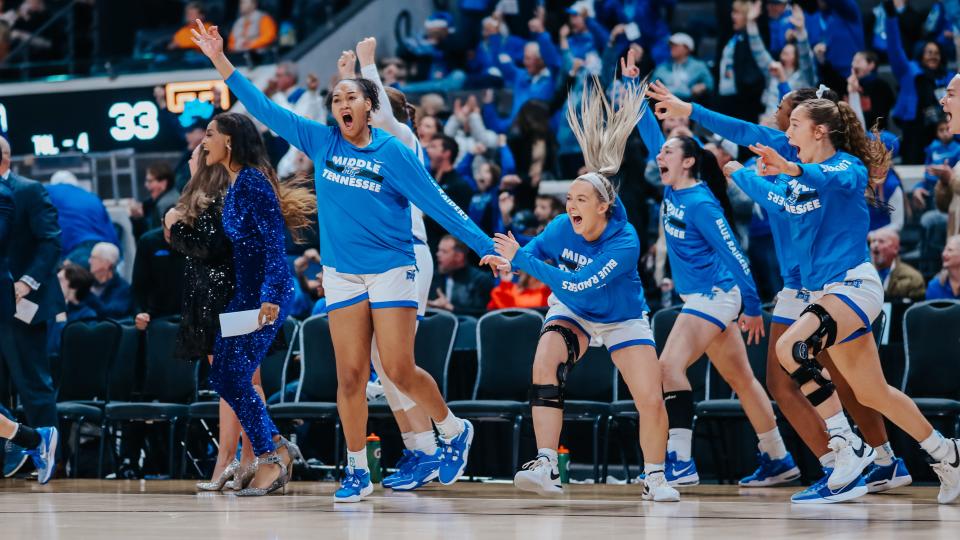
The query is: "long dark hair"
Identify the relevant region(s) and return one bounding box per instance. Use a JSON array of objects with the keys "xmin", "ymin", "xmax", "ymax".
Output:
[
  {"xmin": 176, "ymin": 147, "xmax": 229, "ymax": 226},
  {"xmin": 213, "ymin": 112, "xmax": 316, "ymax": 242},
  {"xmin": 674, "ymin": 135, "xmax": 735, "ymax": 224}
]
